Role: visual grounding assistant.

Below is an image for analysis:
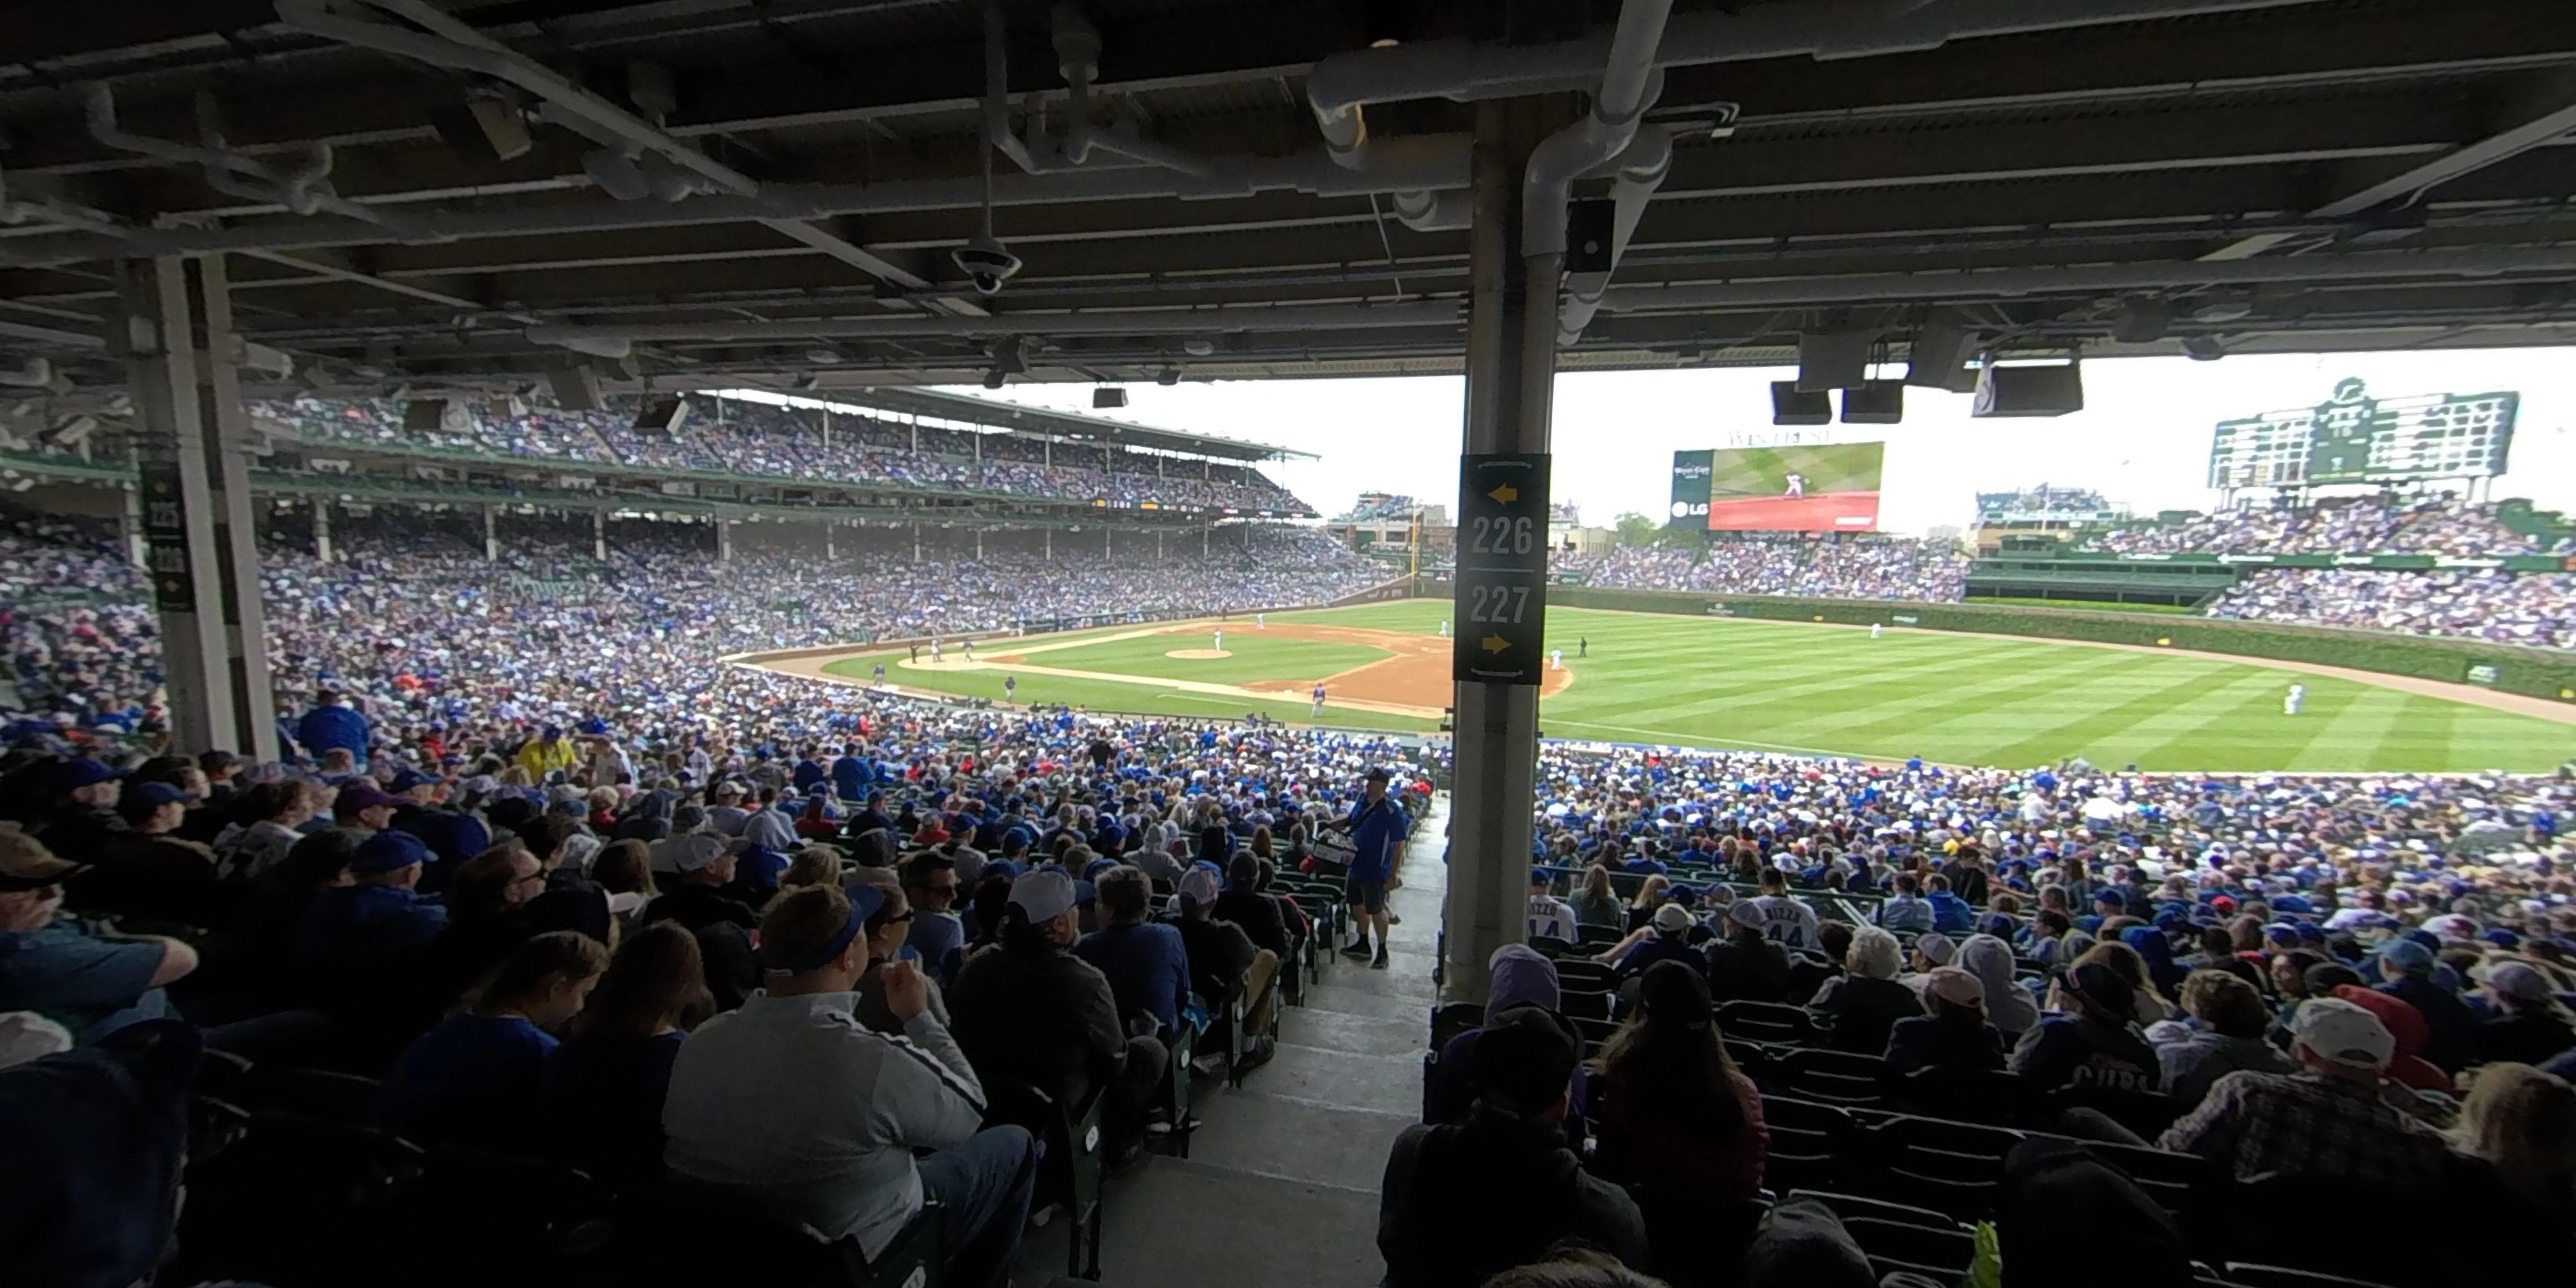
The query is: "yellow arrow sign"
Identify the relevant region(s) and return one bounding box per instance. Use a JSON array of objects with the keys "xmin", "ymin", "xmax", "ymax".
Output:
[
  {"xmin": 1487, "ymin": 483, "xmax": 1518, "ymax": 504},
  {"xmin": 1480, "ymin": 633, "xmax": 1510, "ymax": 654}
]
